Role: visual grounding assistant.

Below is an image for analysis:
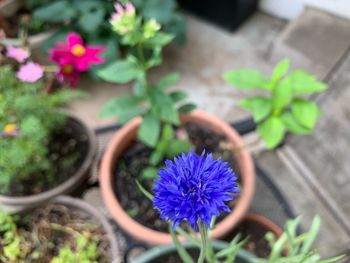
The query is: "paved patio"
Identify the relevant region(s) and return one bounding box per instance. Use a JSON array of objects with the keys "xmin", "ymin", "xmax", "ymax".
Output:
[{"xmin": 68, "ymin": 9, "xmax": 350, "ymax": 257}]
